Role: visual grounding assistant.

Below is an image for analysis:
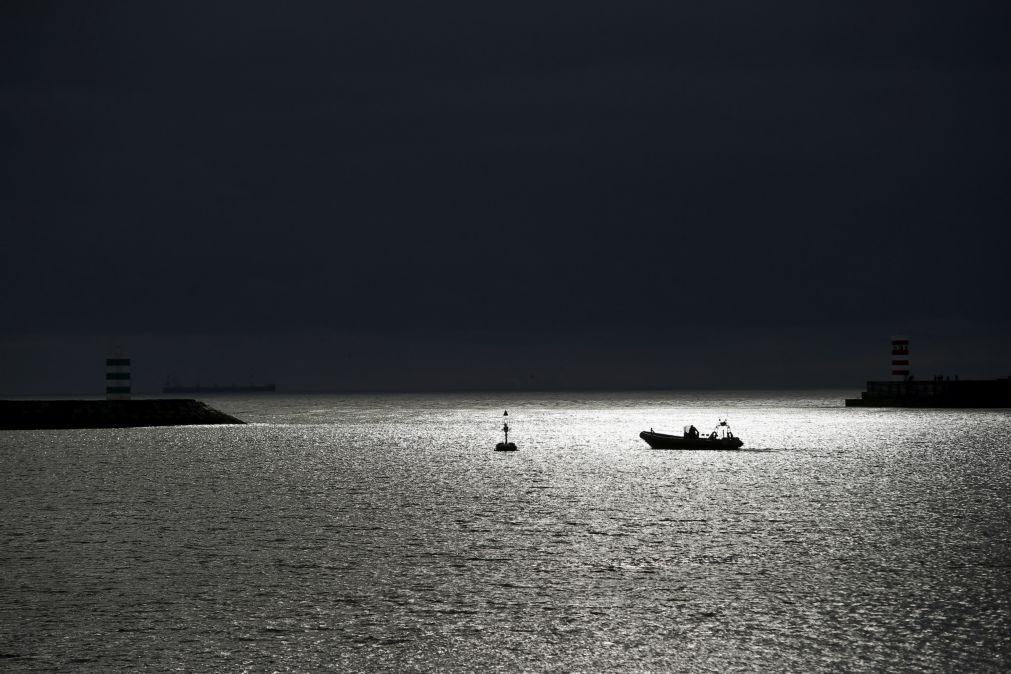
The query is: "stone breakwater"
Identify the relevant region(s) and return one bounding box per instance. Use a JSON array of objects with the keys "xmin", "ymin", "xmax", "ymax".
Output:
[{"xmin": 0, "ymin": 399, "xmax": 245, "ymax": 430}]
